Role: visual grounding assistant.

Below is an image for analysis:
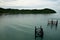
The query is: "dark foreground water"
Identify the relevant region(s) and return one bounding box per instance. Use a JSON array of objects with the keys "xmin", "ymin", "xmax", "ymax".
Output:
[{"xmin": 0, "ymin": 13, "xmax": 60, "ymax": 40}]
